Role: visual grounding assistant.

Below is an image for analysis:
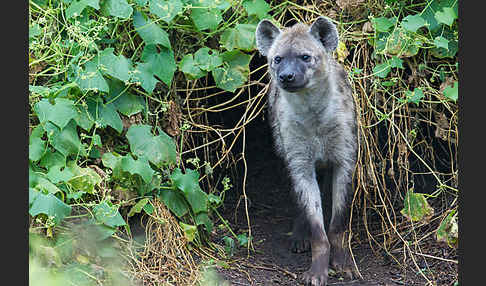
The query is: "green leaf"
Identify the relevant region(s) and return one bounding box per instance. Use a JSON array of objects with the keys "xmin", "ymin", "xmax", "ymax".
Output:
[
  {"xmin": 66, "ymin": 0, "xmax": 100, "ymax": 19},
  {"xmin": 100, "ymin": 0, "xmax": 133, "ymax": 19},
  {"xmin": 128, "ymin": 198, "xmax": 150, "ymax": 217},
  {"xmin": 115, "ymin": 94, "xmax": 144, "ymax": 116},
  {"xmin": 93, "ymin": 201, "xmax": 127, "ymax": 228},
  {"xmin": 133, "ymin": 62, "xmax": 159, "ymax": 93},
  {"xmin": 436, "ymin": 210, "xmax": 458, "ymax": 248},
  {"xmin": 401, "ymin": 14, "xmax": 426, "ymax": 32},
  {"xmin": 170, "ymin": 168, "xmax": 208, "ymax": 214},
  {"xmin": 383, "ymin": 27, "xmax": 422, "ymax": 57},
  {"xmin": 74, "ymin": 60, "xmax": 109, "ymax": 93},
  {"xmin": 97, "ymin": 48, "xmax": 132, "ymax": 82},
  {"xmin": 28, "ymin": 190, "xmax": 48, "ymax": 215},
  {"xmin": 430, "ymin": 41, "xmax": 458, "ymax": 59},
  {"xmin": 99, "ymin": 103, "xmax": 123, "ymax": 133},
  {"xmin": 420, "ymin": 0, "xmax": 457, "ymax": 33},
  {"xmin": 33, "ymin": 176, "xmax": 62, "ymax": 194},
  {"xmin": 443, "ymin": 81, "xmax": 458, "ymax": 102},
  {"xmin": 101, "ymin": 152, "xmax": 122, "ymax": 170},
  {"xmin": 179, "ymin": 48, "xmax": 223, "ymax": 79},
  {"xmin": 194, "ymin": 47, "xmax": 223, "ymax": 71},
  {"xmin": 405, "ymin": 87, "xmax": 424, "ymax": 105},
  {"xmin": 149, "ymin": 0, "xmax": 183, "ymax": 23},
  {"xmin": 213, "ymin": 50, "xmax": 252, "ymax": 92},
  {"xmin": 371, "ymin": 16, "xmax": 396, "ymax": 33},
  {"xmin": 120, "ymin": 155, "xmax": 154, "ymax": 183},
  {"xmin": 143, "ymin": 45, "xmax": 177, "ymax": 87},
  {"xmin": 389, "ymin": 56, "xmax": 404, "ymax": 69},
  {"xmin": 220, "ymin": 24, "xmax": 257, "ymax": 51},
  {"xmin": 31, "ymin": 124, "xmax": 45, "ymax": 139},
  {"xmin": 133, "ymin": 11, "xmax": 171, "ymax": 48},
  {"xmin": 40, "ymin": 151, "xmax": 66, "ymax": 170},
  {"xmin": 29, "ymin": 190, "xmax": 72, "ymax": 224},
  {"xmin": 221, "ymin": 50, "xmax": 253, "ymax": 69},
  {"xmin": 133, "ymin": 45, "xmax": 176, "ymax": 92},
  {"xmin": 208, "ymin": 193, "xmax": 222, "ymax": 206},
  {"xmin": 195, "ymin": 212, "xmax": 213, "ymax": 232},
  {"xmin": 236, "ymin": 233, "xmax": 248, "ymax": 246},
  {"xmin": 34, "ymin": 98, "xmax": 77, "ymax": 130},
  {"xmin": 106, "ymin": 79, "xmax": 144, "ymax": 116},
  {"xmin": 143, "ymin": 202, "xmax": 154, "ymax": 214},
  {"xmin": 29, "ymin": 166, "xmax": 39, "ymax": 189},
  {"xmin": 170, "ymin": 167, "xmax": 198, "ymax": 192},
  {"xmin": 190, "ymin": 7, "xmax": 222, "ymax": 31},
  {"xmin": 213, "ymin": 67, "xmax": 247, "ymax": 92},
  {"xmin": 74, "ymin": 104, "xmax": 95, "ymax": 132},
  {"xmin": 66, "ymin": 161, "xmax": 102, "ymax": 194},
  {"xmin": 101, "ymin": 152, "xmax": 130, "ymax": 181},
  {"xmin": 29, "ymin": 24, "xmax": 41, "ymax": 40},
  {"xmin": 223, "ymin": 236, "xmax": 235, "ymax": 256},
  {"xmin": 372, "ymin": 62, "xmax": 391, "ymax": 78},
  {"xmin": 179, "ymin": 54, "xmax": 206, "ymax": 80},
  {"xmin": 179, "ymin": 222, "xmax": 197, "ymax": 242},
  {"xmin": 29, "ymin": 137, "xmax": 46, "ymax": 162},
  {"xmin": 433, "ymin": 36, "xmax": 449, "ymax": 50},
  {"xmin": 242, "ymin": 0, "xmax": 269, "ymax": 19},
  {"xmin": 435, "ymin": 7, "xmax": 457, "ymax": 26},
  {"xmin": 400, "ymin": 189, "xmax": 434, "ymax": 222},
  {"xmin": 86, "ymin": 97, "xmax": 123, "ymax": 133},
  {"xmin": 126, "ymin": 124, "xmax": 177, "ymax": 167},
  {"xmin": 48, "ymin": 121, "xmax": 86, "ymax": 157},
  {"xmin": 46, "ymin": 165, "xmax": 74, "ymax": 184},
  {"xmin": 159, "ymin": 189, "xmax": 190, "ymax": 217}
]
